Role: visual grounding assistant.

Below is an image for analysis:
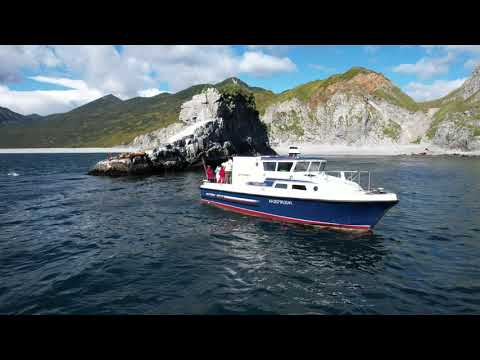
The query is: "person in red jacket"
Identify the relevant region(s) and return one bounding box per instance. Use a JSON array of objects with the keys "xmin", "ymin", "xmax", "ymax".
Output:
[
  {"xmin": 206, "ymin": 165, "xmax": 215, "ymax": 183},
  {"xmin": 219, "ymin": 166, "xmax": 226, "ymax": 184}
]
